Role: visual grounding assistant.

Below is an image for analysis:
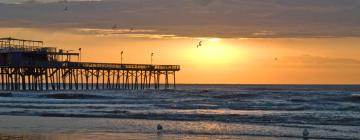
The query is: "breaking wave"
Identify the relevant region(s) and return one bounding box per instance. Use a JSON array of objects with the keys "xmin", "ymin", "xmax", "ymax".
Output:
[{"xmin": 0, "ymin": 85, "xmax": 359, "ymax": 127}]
